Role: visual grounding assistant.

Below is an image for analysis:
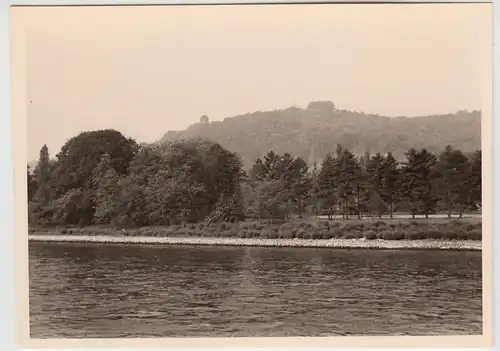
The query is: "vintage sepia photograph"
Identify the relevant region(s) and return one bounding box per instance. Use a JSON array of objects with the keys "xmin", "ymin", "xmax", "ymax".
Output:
[{"xmin": 11, "ymin": 2, "xmax": 492, "ymax": 346}]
